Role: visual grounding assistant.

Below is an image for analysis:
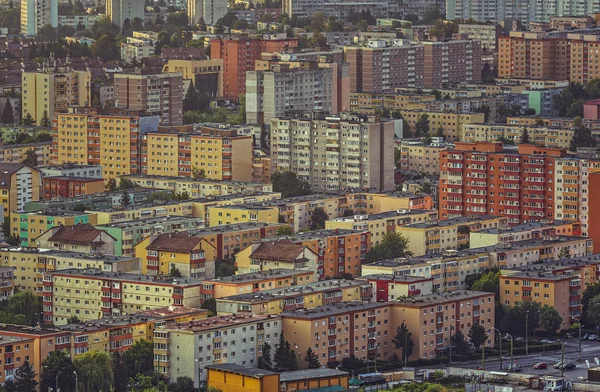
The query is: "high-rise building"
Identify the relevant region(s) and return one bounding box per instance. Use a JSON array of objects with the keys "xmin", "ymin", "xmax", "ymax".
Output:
[
  {"xmin": 210, "ymin": 34, "xmax": 298, "ymax": 100},
  {"xmin": 106, "ymin": 0, "xmax": 144, "ymax": 30},
  {"xmin": 187, "ymin": 0, "xmax": 228, "ymax": 25},
  {"xmin": 282, "ymin": 0, "xmax": 396, "ymax": 19},
  {"xmin": 270, "ymin": 113, "xmax": 395, "ymax": 192},
  {"xmin": 20, "ymin": 0, "xmax": 57, "ymax": 36},
  {"xmin": 22, "ymin": 64, "xmax": 91, "ymax": 126},
  {"xmin": 246, "ymin": 62, "xmax": 336, "ymax": 125},
  {"xmin": 114, "ymin": 73, "xmax": 184, "ymax": 126}
]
